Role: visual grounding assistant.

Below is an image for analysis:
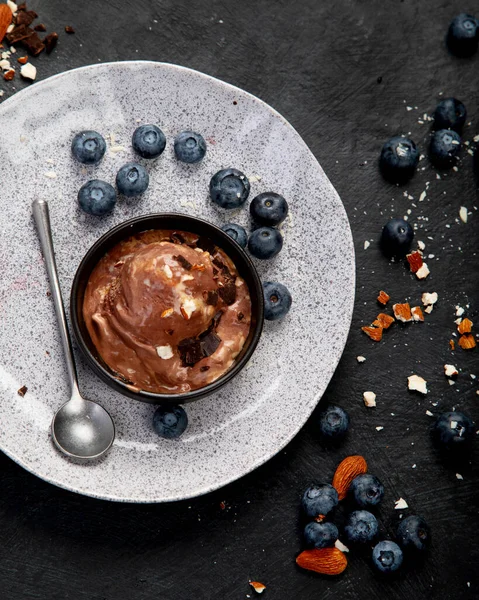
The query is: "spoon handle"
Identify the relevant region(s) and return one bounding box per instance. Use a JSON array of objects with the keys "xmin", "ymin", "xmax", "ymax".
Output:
[{"xmin": 32, "ymin": 199, "xmax": 79, "ymax": 395}]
